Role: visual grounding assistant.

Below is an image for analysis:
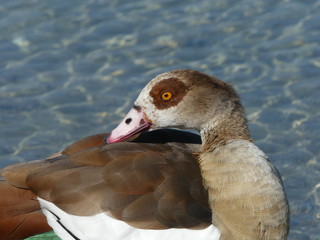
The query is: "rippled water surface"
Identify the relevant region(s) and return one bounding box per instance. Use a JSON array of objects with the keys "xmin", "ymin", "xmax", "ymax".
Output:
[{"xmin": 1, "ymin": 0, "xmax": 319, "ymax": 239}]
